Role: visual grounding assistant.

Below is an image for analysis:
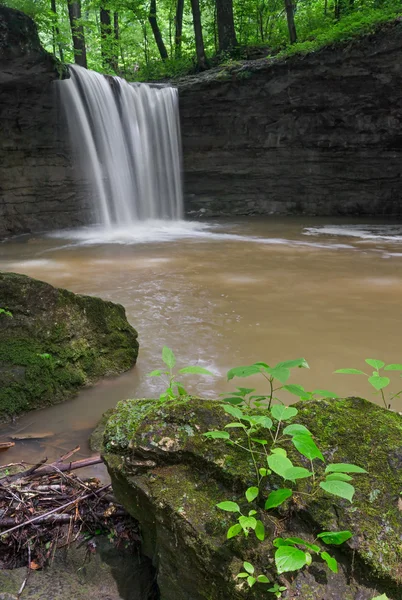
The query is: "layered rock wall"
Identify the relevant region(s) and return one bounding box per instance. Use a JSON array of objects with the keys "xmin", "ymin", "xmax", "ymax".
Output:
[
  {"xmin": 178, "ymin": 21, "xmax": 402, "ymax": 216},
  {"xmin": 0, "ymin": 7, "xmax": 91, "ymax": 237}
]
